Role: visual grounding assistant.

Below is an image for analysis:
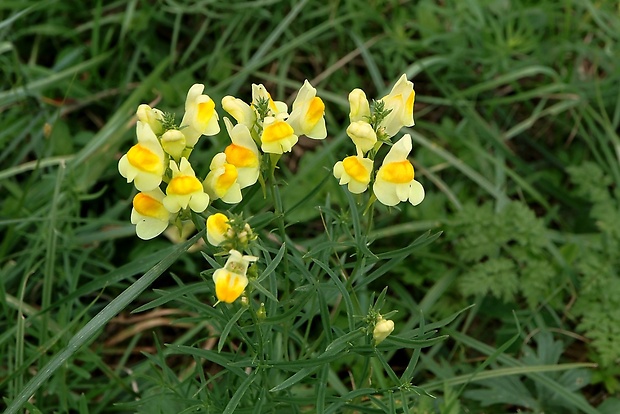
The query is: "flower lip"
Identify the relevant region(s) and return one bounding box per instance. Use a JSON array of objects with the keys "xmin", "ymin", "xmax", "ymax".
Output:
[
  {"xmin": 197, "ymin": 100, "xmax": 215, "ymax": 124},
  {"xmin": 206, "ymin": 212, "xmax": 231, "ymax": 246},
  {"xmin": 180, "ymin": 83, "xmax": 220, "ymax": 146},
  {"xmin": 118, "ymin": 122, "xmax": 165, "ymax": 191},
  {"xmin": 262, "ymin": 120, "xmax": 294, "ymax": 143},
  {"xmin": 260, "ymin": 116, "xmax": 298, "ymax": 154},
  {"xmin": 222, "ymin": 118, "xmax": 260, "ymax": 189},
  {"xmin": 212, "ymin": 249, "xmax": 258, "ymax": 304},
  {"xmin": 126, "ymin": 144, "xmax": 162, "ymax": 173},
  {"xmin": 204, "ymin": 152, "xmax": 242, "ymax": 203},
  {"xmin": 213, "ymin": 269, "xmax": 248, "ymax": 303},
  {"xmin": 212, "ymin": 163, "xmax": 239, "ymax": 197},
  {"xmin": 378, "ymin": 160, "xmax": 414, "ymax": 184},
  {"xmin": 225, "ymin": 144, "xmax": 258, "ymax": 167},
  {"xmin": 133, "ymin": 192, "xmax": 169, "ymax": 220},
  {"xmin": 167, "ymin": 175, "xmax": 204, "ymax": 195},
  {"xmin": 333, "ymin": 150, "xmax": 373, "ymax": 195},
  {"xmin": 163, "ymin": 157, "xmax": 210, "ymax": 213},
  {"xmin": 342, "ymin": 156, "xmax": 372, "ymax": 183},
  {"xmin": 306, "ymin": 97, "xmax": 325, "ymax": 126}
]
